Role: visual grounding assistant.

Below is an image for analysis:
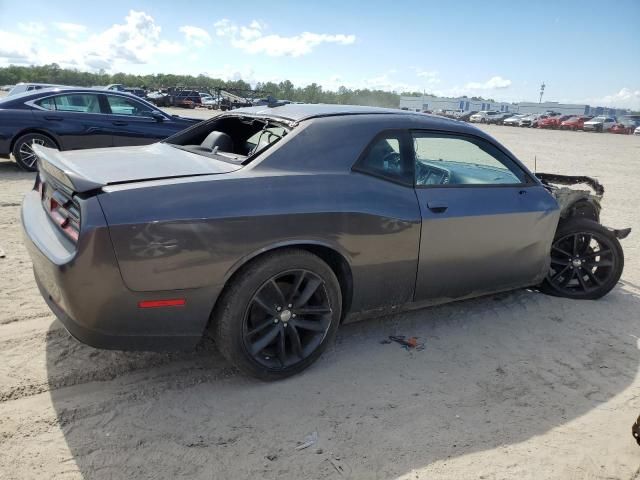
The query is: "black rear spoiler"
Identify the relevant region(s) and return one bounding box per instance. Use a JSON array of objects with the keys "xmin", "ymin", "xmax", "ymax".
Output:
[{"xmin": 33, "ymin": 145, "xmax": 104, "ymax": 193}]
